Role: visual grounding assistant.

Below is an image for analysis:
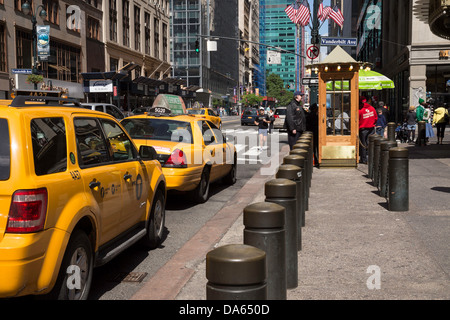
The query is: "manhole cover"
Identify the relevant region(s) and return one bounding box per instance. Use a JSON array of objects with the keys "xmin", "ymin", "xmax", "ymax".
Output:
[{"xmin": 110, "ymin": 272, "xmax": 148, "ymax": 283}]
